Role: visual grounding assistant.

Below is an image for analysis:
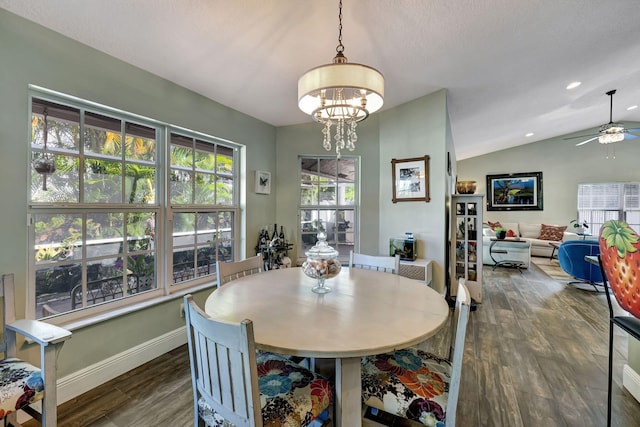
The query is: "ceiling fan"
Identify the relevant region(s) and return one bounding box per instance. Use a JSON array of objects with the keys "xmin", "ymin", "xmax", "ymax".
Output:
[{"xmin": 566, "ymin": 89, "xmax": 640, "ymax": 146}]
